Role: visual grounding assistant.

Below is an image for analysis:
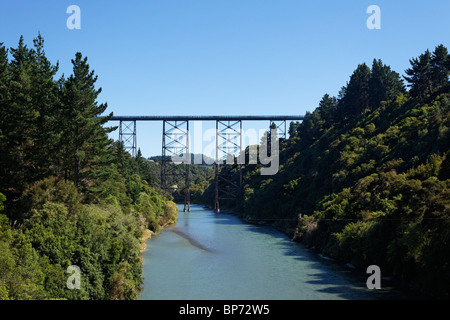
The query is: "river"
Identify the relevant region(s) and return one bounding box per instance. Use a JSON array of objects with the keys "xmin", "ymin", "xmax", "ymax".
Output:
[{"xmin": 139, "ymin": 204, "xmax": 410, "ymax": 300}]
